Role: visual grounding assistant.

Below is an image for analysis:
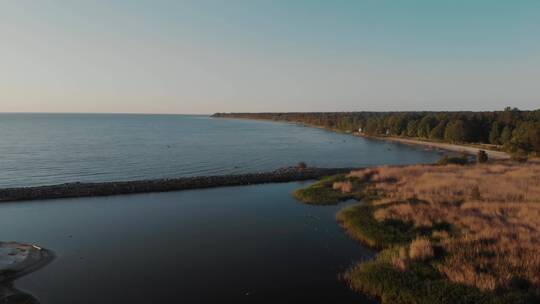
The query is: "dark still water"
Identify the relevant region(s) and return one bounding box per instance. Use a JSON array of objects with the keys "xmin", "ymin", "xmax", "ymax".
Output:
[
  {"xmin": 0, "ymin": 113, "xmax": 440, "ymax": 188},
  {"xmin": 0, "ymin": 183, "xmax": 375, "ymax": 303}
]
